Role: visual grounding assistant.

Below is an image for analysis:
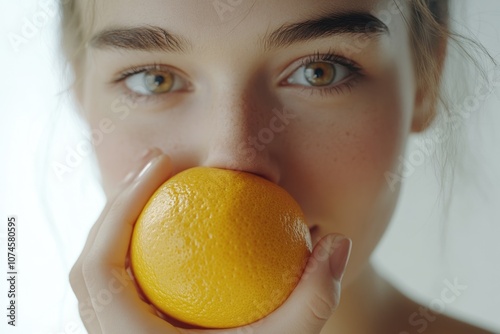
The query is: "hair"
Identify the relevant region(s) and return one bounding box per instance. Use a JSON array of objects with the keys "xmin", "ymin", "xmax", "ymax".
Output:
[
  {"xmin": 408, "ymin": 0, "xmax": 495, "ymax": 218},
  {"xmin": 408, "ymin": 0, "xmax": 449, "ymax": 125}
]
